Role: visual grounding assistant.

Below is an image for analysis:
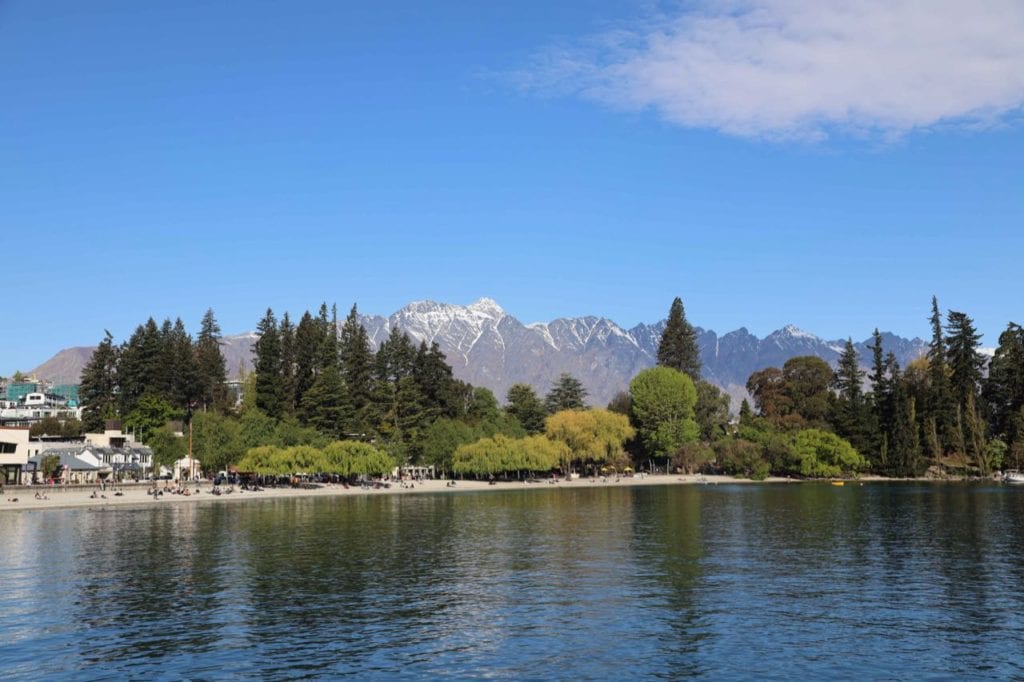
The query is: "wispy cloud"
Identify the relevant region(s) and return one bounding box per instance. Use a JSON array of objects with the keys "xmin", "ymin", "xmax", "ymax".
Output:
[{"xmin": 514, "ymin": 1, "xmax": 1024, "ymax": 140}]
